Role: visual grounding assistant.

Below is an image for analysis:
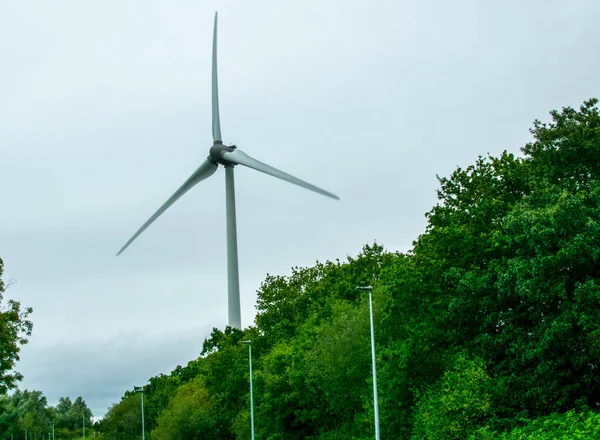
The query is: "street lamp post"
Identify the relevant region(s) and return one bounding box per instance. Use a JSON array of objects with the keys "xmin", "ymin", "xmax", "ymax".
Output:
[
  {"xmin": 241, "ymin": 340, "xmax": 255, "ymax": 440},
  {"xmin": 83, "ymin": 412, "xmax": 85, "ymax": 440},
  {"xmin": 357, "ymin": 286, "xmax": 380, "ymax": 440},
  {"xmin": 50, "ymin": 421, "xmax": 55, "ymax": 440},
  {"xmin": 140, "ymin": 389, "xmax": 146, "ymax": 440}
]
